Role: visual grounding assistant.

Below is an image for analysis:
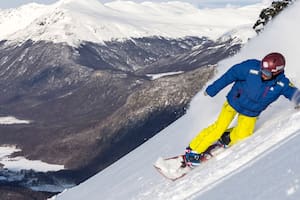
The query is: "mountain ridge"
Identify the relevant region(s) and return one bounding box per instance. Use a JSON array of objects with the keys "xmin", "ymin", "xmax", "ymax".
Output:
[{"xmin": 0, "ymin": 0, "xmax": 265, "ymax": 46}]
